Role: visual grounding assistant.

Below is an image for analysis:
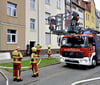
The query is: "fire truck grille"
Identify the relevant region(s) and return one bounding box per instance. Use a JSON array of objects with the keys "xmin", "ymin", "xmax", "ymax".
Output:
[{"xmin": 62, "ymin": 52, "xmax": 84, "ymax": 58}]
